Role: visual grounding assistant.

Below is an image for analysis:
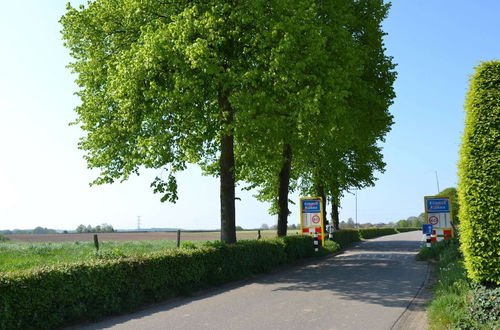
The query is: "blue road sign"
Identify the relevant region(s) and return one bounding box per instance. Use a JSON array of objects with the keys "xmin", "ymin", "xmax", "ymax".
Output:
[
  {"xmin": 426, "ymin": 198, "xmax": 450, "ymax": 213},
  {"xmin": 422, "ymin": 224, "xmax": 433, "ymax": 235},
  {"xmin": 301, "ymin": 199, "xmax": 321, "ymax": 213}
]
